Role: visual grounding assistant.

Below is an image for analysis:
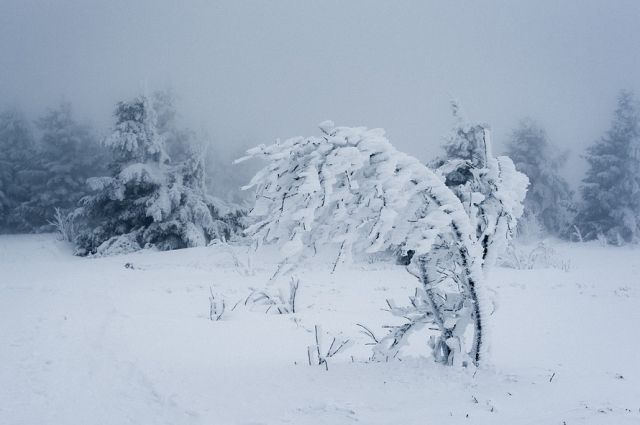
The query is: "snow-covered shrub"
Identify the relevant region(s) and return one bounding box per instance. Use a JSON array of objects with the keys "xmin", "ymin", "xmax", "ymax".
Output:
[
  {"xmin": 208, "ymin": 287, "xmax": 226, "ymax": 321},
  {"xmin": 240, "ymin": 121, "xmax": 489, "ymax": 366},
  {"xmin": 224, "ymin": 243, "xmax": 254, "ymax": 275},
  {"xmin": 307, "ymin": 325, "xmax": 351, "ymax": 370},
  {"xmin": 74, "ymin": 93, "xmax": 243, "ymax": 256},
  {"xmin": 432, "ymin": 102, "xmax": 529, "ymax": 266},
  {"xmin": 49, "ymin": 207, "xmax": 79, "ymax": 242},
  {"xmin": 497, "ymin": 241, "xmax": 570, "ymax": 271},
  {"xmin": 246, "ymin": 277, "xmax": 299, "ymax": 314}
]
